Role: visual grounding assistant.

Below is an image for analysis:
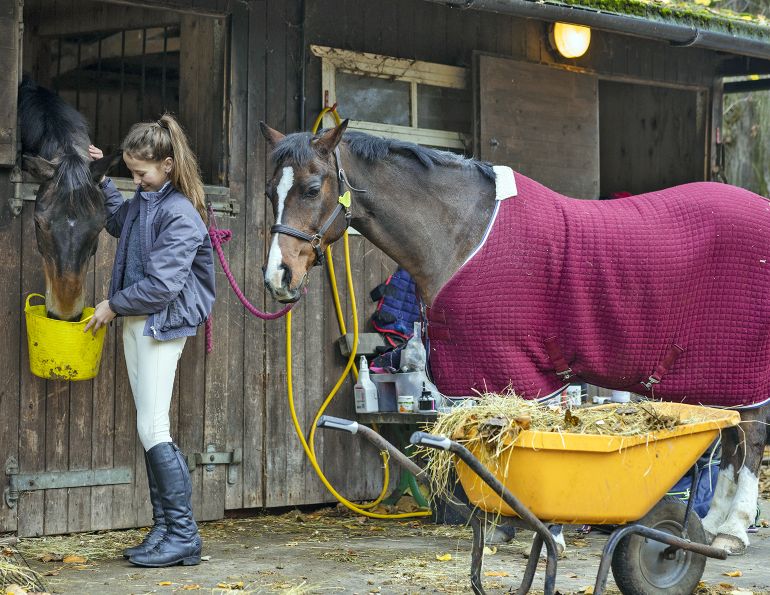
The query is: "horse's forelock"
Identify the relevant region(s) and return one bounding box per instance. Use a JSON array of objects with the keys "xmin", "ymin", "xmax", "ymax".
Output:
[
  {"xmin": 52, "ymin": 155, "xmax": 102, "ymax": 216},
  {"xmin": 271, "ymin": 132, "xmax": 316, "ymax": 167}
]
